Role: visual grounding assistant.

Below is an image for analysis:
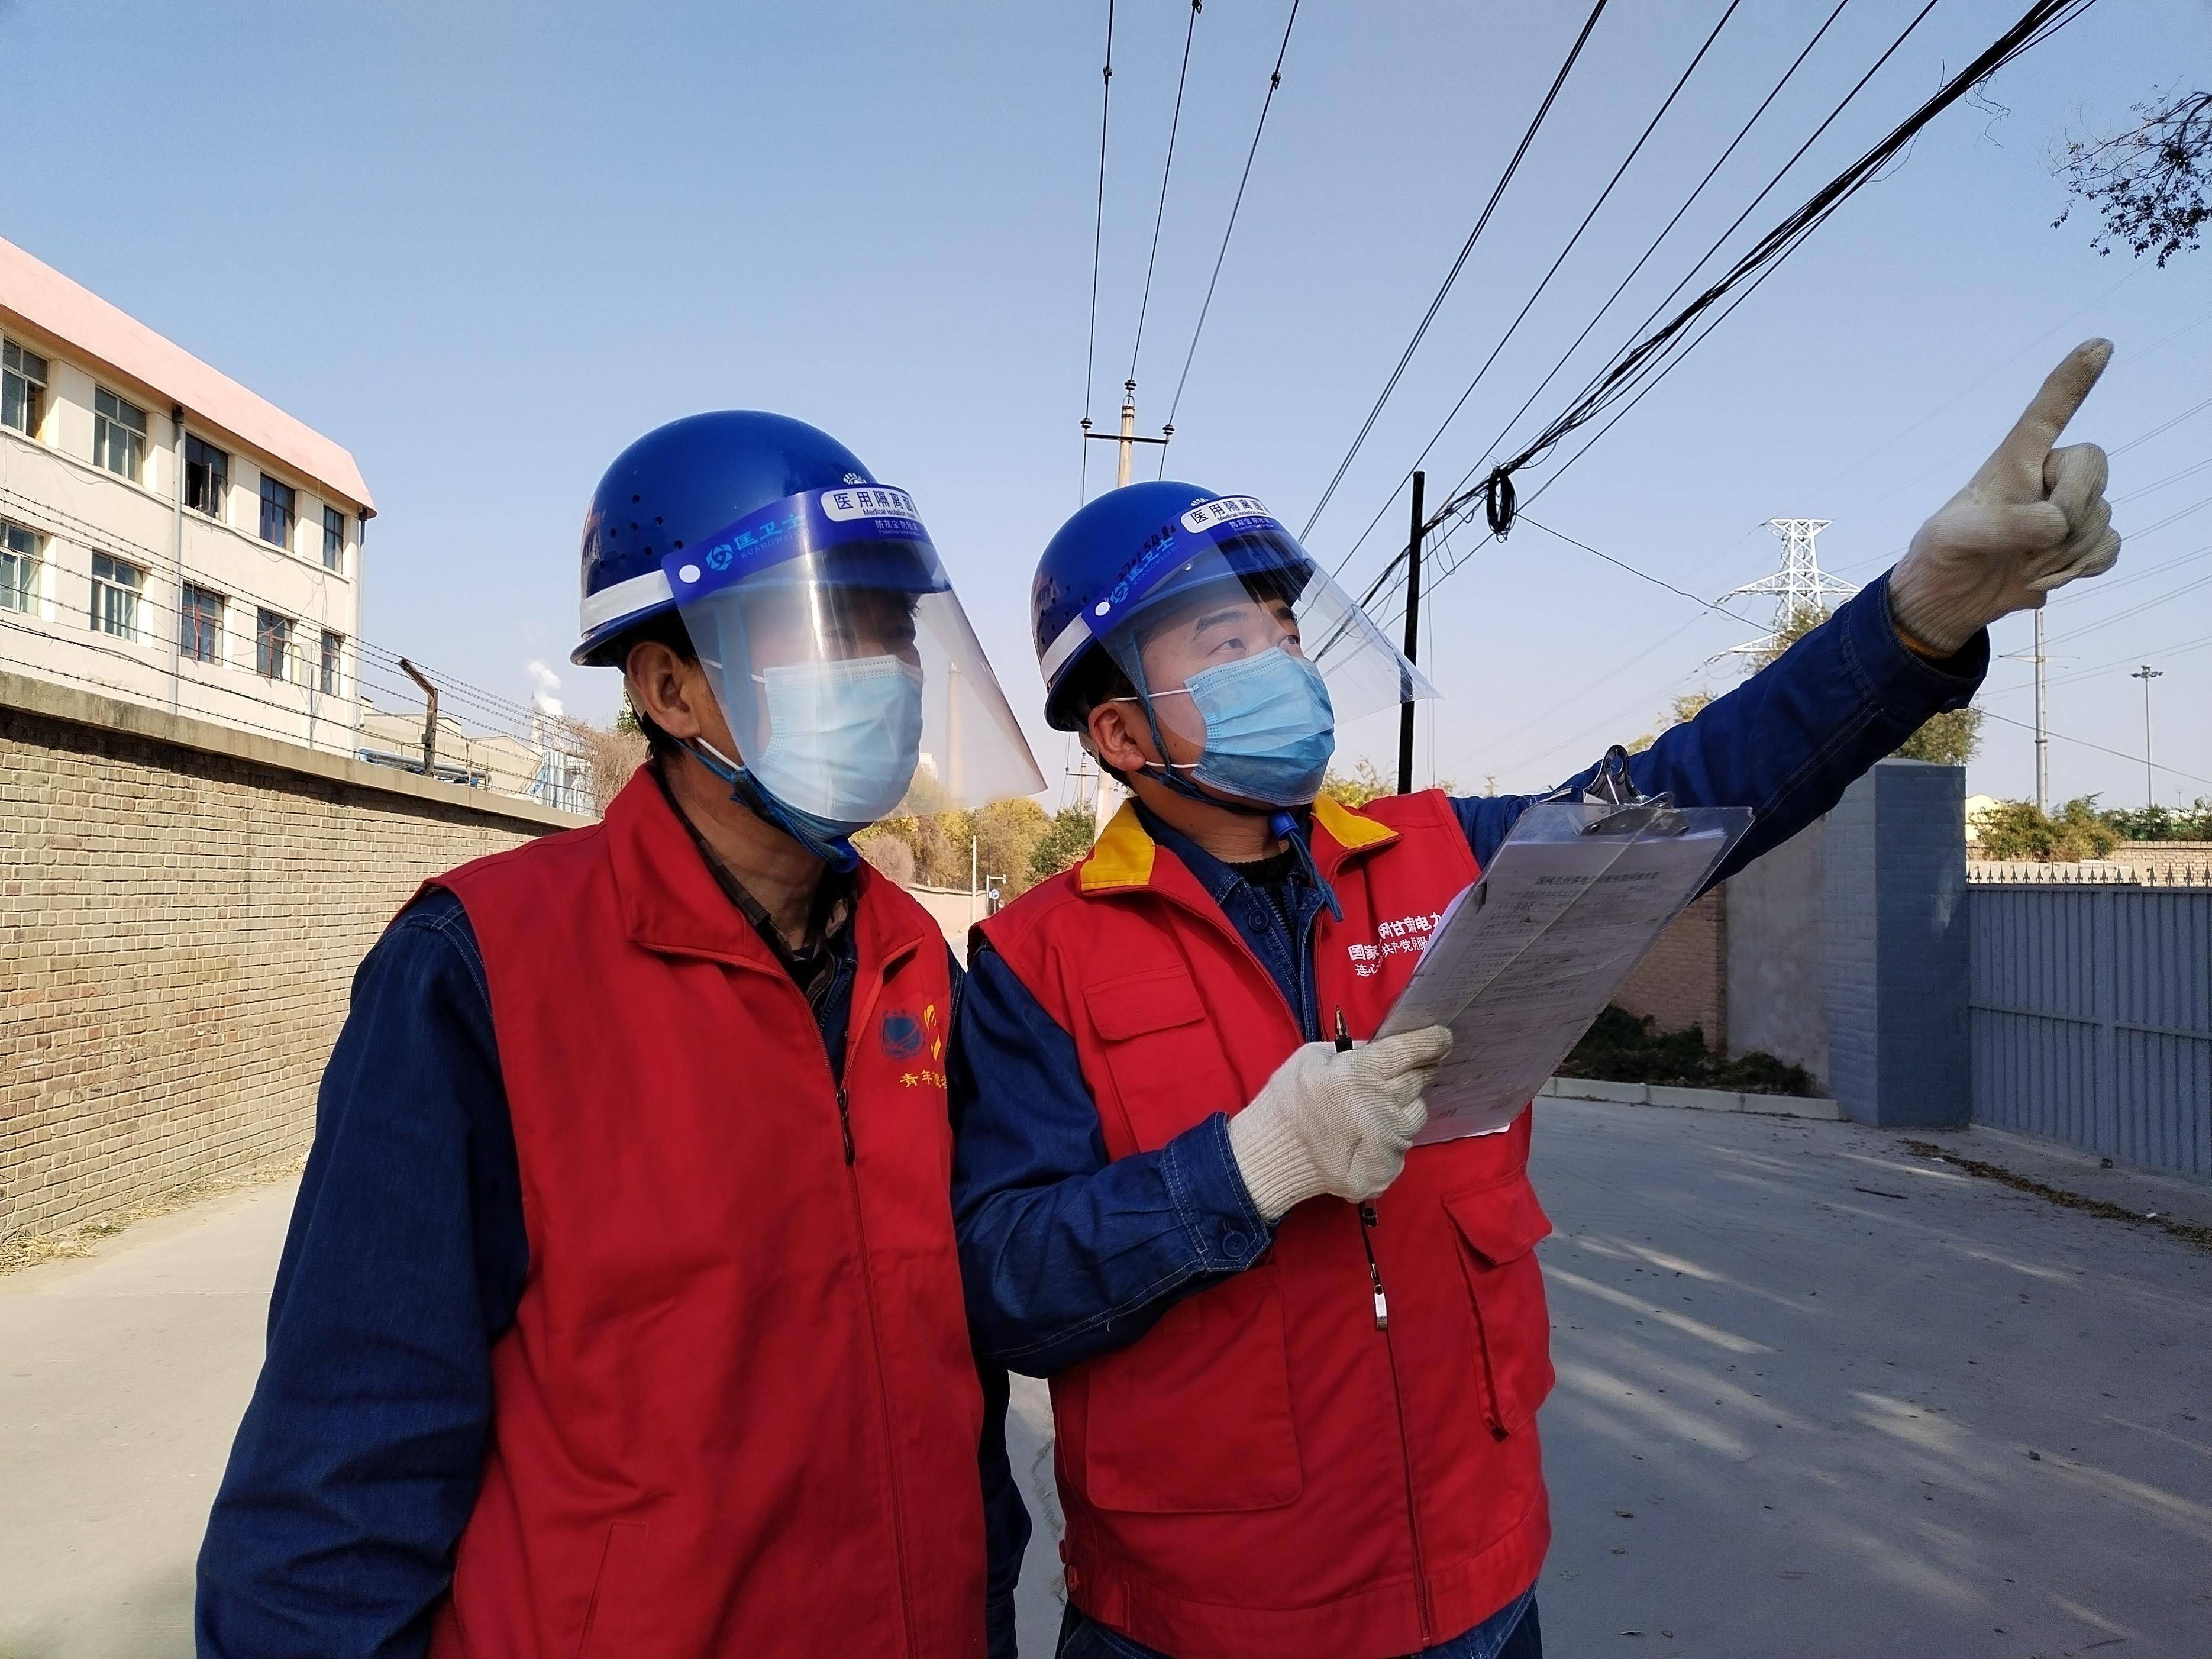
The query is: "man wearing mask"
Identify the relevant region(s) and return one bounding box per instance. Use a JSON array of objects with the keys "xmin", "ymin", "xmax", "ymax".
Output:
[
  {"xmin": 952, "ymin": 343, "xmax": 2121, "ymax": 1659},
  {"xmin": 198, "ymin": 413, "xmax": 1045, "ymax": 1658}
]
